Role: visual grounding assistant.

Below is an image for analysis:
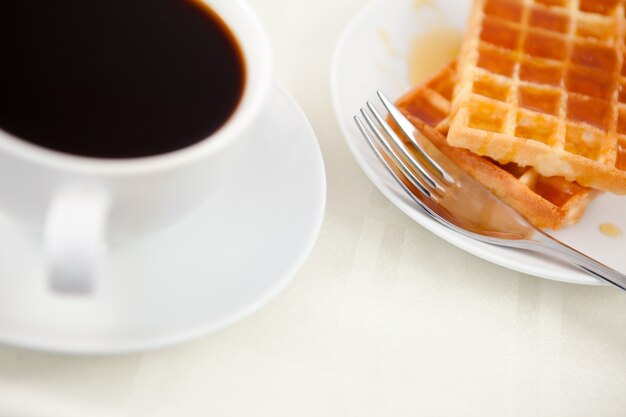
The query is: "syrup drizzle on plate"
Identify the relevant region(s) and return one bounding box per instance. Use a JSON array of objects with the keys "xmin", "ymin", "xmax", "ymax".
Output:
[
  {"xmin": 600, "ymin": 223, "xmax": 622, "ymax": 238},
  {"xmin": 408, "ymin": 28, "xmax": 461, "ymax": 85},
  {"xmin": 409, "ymin": 0, "xmax": 462, "ymax": 85}
]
